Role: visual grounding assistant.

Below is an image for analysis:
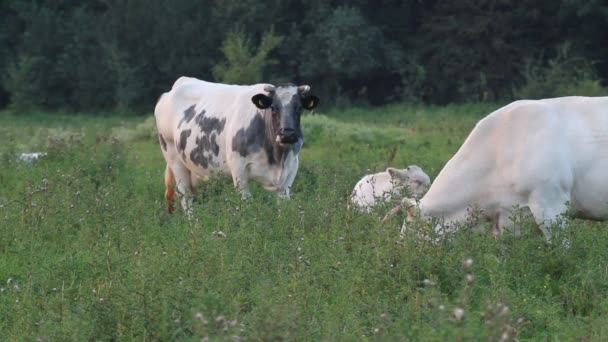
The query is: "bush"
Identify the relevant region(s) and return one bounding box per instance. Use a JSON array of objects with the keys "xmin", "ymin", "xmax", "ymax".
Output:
[
  {"xmin": 212, "ymin": 30, "xmax": 283, "ymax": 84},
  {"xmin": 299, "ymin": 6, "xmax": 403, "ymax": 105},
  {"xmin": 515, "ymin": 43, "xmax": 606, "ymax": 99}
]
